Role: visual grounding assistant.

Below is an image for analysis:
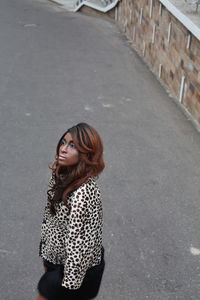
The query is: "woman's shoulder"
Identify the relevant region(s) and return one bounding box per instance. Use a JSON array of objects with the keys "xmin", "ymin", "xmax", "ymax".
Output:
[
  {"xmin": 71, "ymin": 177, "xmax": 99, "ymax": 197},
  {"xmin": 69, "ymin": 178, "xmax": 101, "ymax": 211},
  {"xmin": 79, "ymin": 176, "xmax": 98, "ymax": 190}
]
